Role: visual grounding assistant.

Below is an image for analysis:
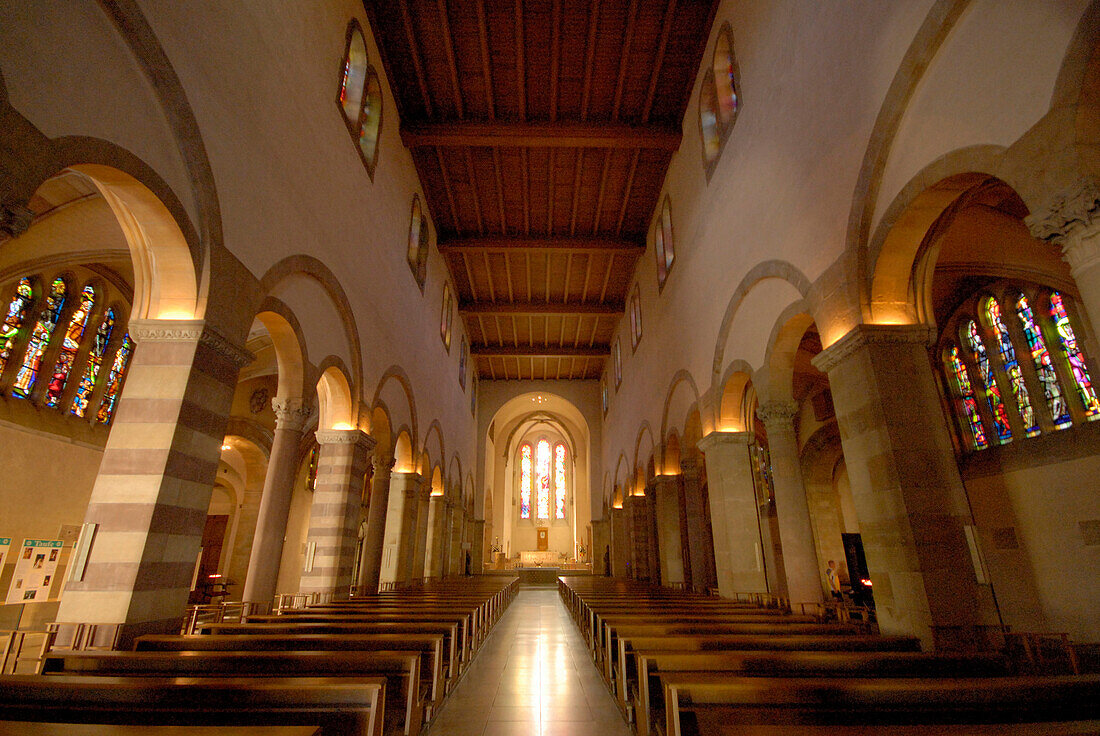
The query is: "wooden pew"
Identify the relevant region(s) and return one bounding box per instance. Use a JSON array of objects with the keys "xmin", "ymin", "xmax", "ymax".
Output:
[
  {"xmin": 42, "ymin": 649, "xmax": 424, "ymax": 736},
  {"xmin": 632, "ymin": 650, "xmax": 1008, "ymax": 736},
  {"xmin": 0, "ymin": 674, "xmax": 386, "ymax": 736},
  {"xmin": 134, "ymin": 633, "xmax": 447, "ymax": 709},
  {"xmin": 661, "ymin": 673, "xmax": 1100, "ymax": 736},
  {"xmin": 249, "ymin": 612, "xmax": 474, "ymax": 661}
]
